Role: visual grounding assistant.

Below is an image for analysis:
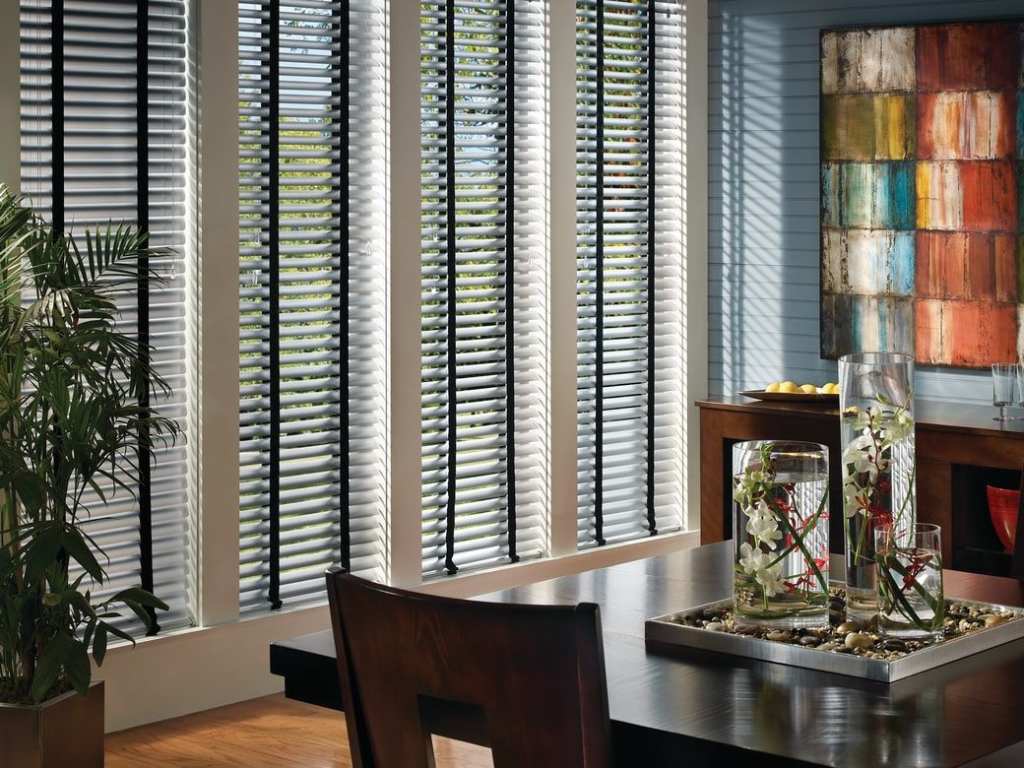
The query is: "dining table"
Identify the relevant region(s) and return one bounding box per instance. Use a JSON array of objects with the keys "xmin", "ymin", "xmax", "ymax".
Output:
[{"xmin": 269, "ymin": 541, "xmax": 1024, "ymax": 766}]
